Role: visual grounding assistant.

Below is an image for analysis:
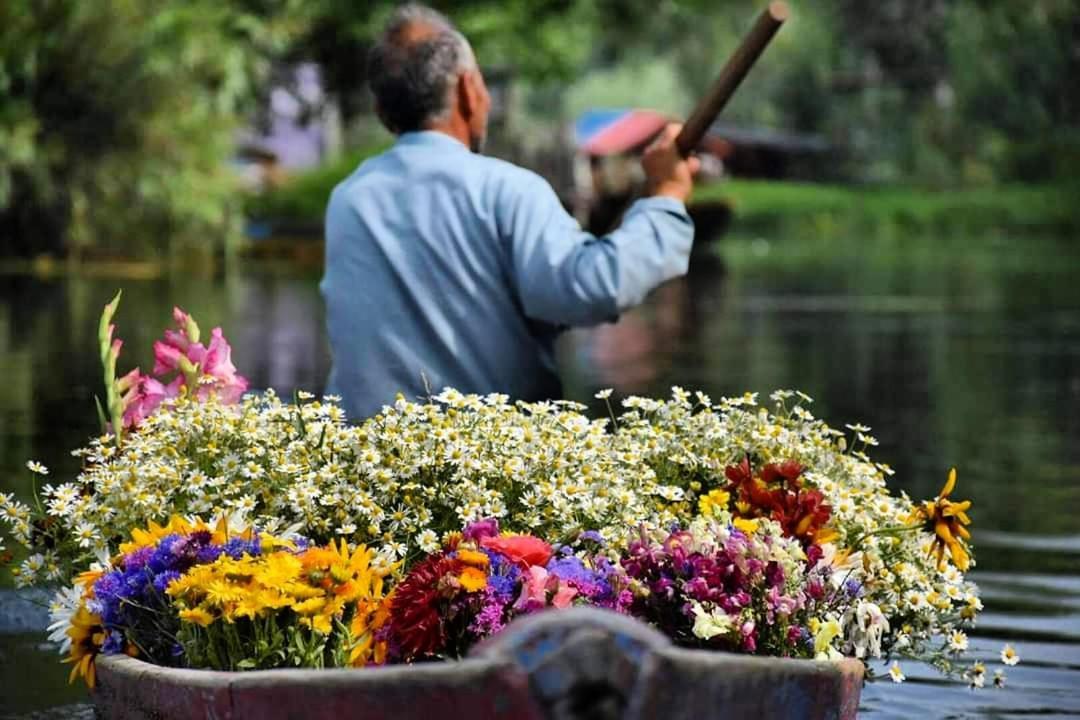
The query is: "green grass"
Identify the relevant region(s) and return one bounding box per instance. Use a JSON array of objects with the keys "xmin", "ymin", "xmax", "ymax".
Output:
[{"xmin": 694, "ymin": 180, "xmax": 1079, "ymax": 236}]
